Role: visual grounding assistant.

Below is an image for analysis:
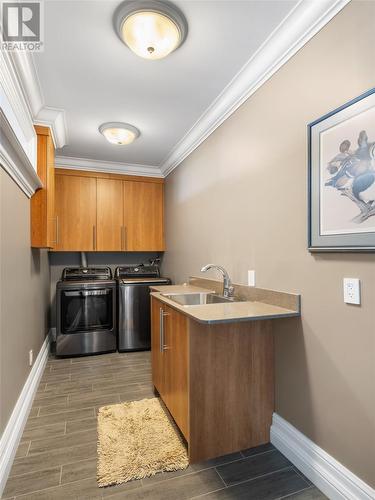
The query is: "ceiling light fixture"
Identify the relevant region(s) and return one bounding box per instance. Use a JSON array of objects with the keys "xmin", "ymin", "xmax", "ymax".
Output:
[
  {"xmin": 99, "ymin": 122, "xmax": 140, "ymax": 145},
  {"xmin": 115, "ymin": 0, "xmax": 188, "ymax": 60}
]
